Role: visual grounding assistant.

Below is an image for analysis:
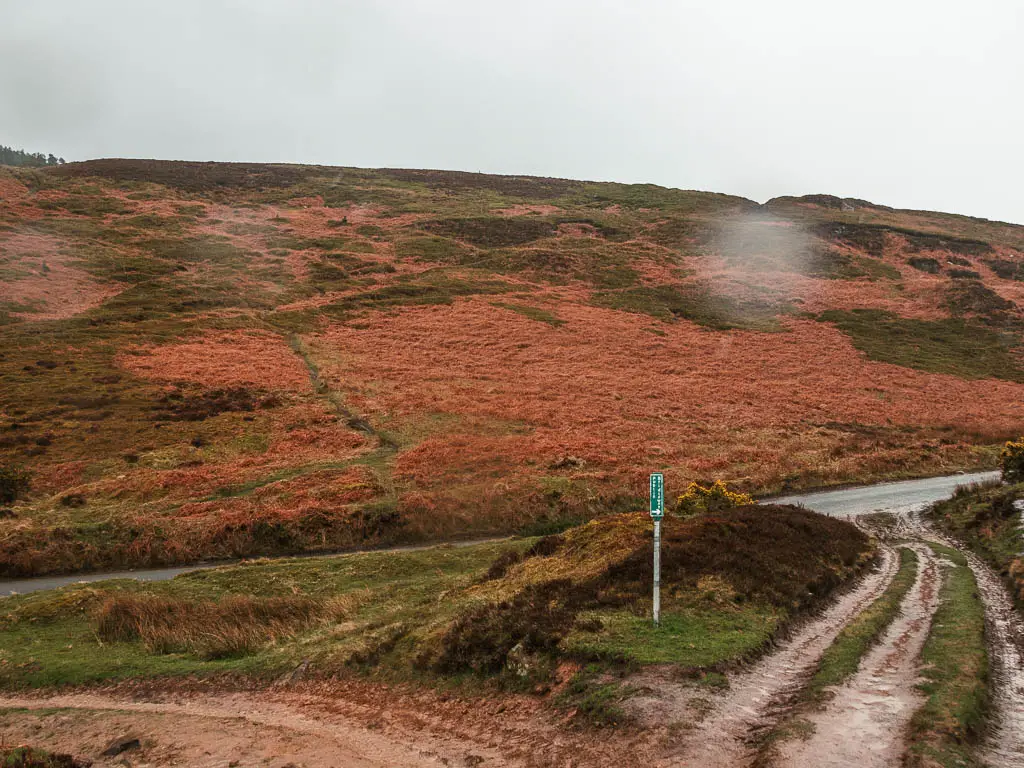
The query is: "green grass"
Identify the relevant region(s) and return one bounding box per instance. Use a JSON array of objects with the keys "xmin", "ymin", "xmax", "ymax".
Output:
[
  {"xmin": 0, "ymin": 539, "xmax": 530, "ymax": 688},
  {"xmin": 592, "ymin": 284, "xmax": 784, "ymax": 330},
  {"xmin": 561, "ymin": 605, "xmax": 782, "ymax": 667},
  {"xmin": 927, "ymin": 481, "xmax": 1023, "ymax": 580},
  {"xmin": 819, "ymin": 309, "xmax": 1024, "ymax": 381},
  {"xmin": 0, "ymin": 508, "xmax": 870, "ymax": 693},
  {"xmin": 805, "ymin": 546, "xmax": 918, "ymax": 700},
  {"xmin": 394, "ymin": 234, "xmax": 469, "ymax": 262},
  {"xmin": 0, "ymin": 745, "xmax": 86, "ymax": 768},
  {"xmin": 556, "ymin": 665, "xmax": 636, "ymax": 727},
  {"xmin": 321, "ymin": 270, "xmax": 516, "ymax": 315},
  {"xmin": 907, "ymin": 543, "xmax": 988, "ymax": 767}
]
